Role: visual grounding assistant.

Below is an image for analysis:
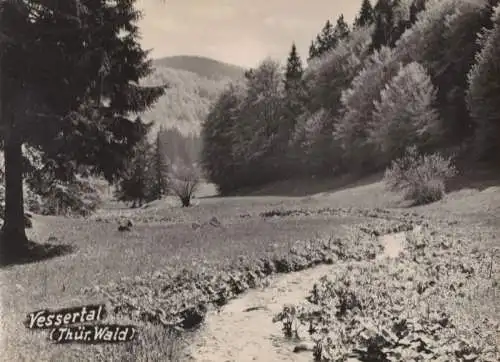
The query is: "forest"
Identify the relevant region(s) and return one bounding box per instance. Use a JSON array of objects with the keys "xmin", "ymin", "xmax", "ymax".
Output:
[
  {"xmin": 201, "ymin": 0, "xmax": 500, "ymax": 195},
  {"xmin": 1, "ymin": 1, "xmax": 499, "ymax": 361},
  {"xmin": 3, "ymin": 0, "xmax": 500, "ymax": 236}
]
